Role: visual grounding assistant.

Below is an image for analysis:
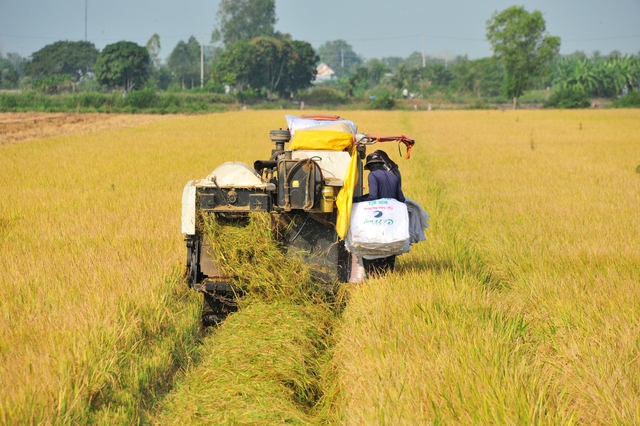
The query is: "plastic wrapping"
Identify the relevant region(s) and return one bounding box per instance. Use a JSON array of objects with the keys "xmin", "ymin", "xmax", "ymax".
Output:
[
  {"xmin": 289, "ymin": 129, "xmax": 354, "ymax": 151},
  {"xmin": 335, "ymin": 146, "xmax": 359, "ymax": 239}
]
